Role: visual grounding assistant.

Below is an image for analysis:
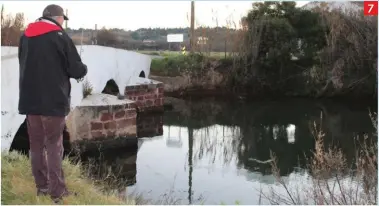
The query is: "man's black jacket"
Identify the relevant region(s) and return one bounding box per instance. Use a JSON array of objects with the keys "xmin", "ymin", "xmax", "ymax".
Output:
[{"xmin": 18, "ymin": 17, "xmax": 87, "ymax": 116}]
